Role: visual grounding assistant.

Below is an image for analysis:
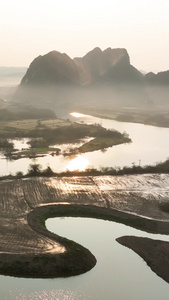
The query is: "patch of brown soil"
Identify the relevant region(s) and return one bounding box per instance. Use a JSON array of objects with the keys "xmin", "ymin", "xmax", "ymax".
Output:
[
  {"xmin": 0, "ymin": 175, "xmax": 169, "ymax": 278},
  {"xmin": 117, "ymin": 236, "xmax": 169, "ymax": 284}
]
